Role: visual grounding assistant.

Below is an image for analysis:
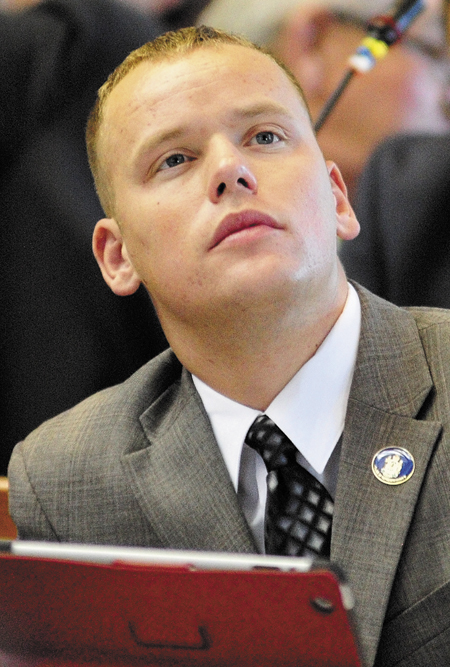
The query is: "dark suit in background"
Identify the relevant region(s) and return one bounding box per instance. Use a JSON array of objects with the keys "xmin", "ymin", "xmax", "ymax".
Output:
[
  {"xmin": 340, "ymin": 133, "xmax": 450, "ymax": 307},
  {"xmin": 0, "ymin": 0, "xmax": 172, "ymax": 475}
]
